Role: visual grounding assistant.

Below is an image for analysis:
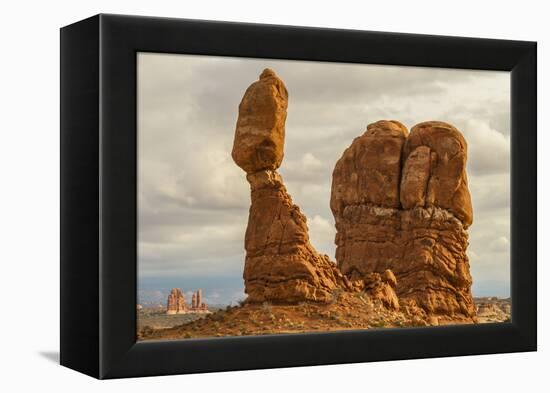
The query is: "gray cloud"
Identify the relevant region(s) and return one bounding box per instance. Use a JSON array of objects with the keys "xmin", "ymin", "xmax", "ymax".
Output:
[{"xmin": 138, "ymin": 53, "xmax": 511, "ymax": 302}]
